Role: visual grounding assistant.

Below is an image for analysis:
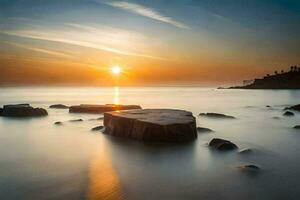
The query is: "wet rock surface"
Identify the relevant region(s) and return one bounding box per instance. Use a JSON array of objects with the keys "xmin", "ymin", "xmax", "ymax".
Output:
[
  {"xmin": 294, "ymin": 125, "xmax": 300, "ymax": 129},
  {"xmin": 69, "ymin": 104, "xmax": 142, "ymax": 114},
  {"xmin": 104, "ymin": 109, "xmax": 197, "ymax": 143},
  {"xmin": 209, "ymin": 138, "xmax": 238, "ymax": 150},
  {"xmin": 285, "ymin": 104, "xmax": 300, "ymax": 111},
  {"xmin": 283, "ymin": 111, "xmax": 294, "ymax": 116},
  {"xmin": 0, "ymin": 104, "xmax": 48, "ymax": 117},
  {"xmin": 196, "ymin": 127, "xmax": 213, "ymax": 133},
  {"xmin": 49, "ymin": 104, "xmax": 69, "ymax": 109},
  {"xmin": 199, "ymin": 113, "xmax": 235, "ymax": 119}
]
